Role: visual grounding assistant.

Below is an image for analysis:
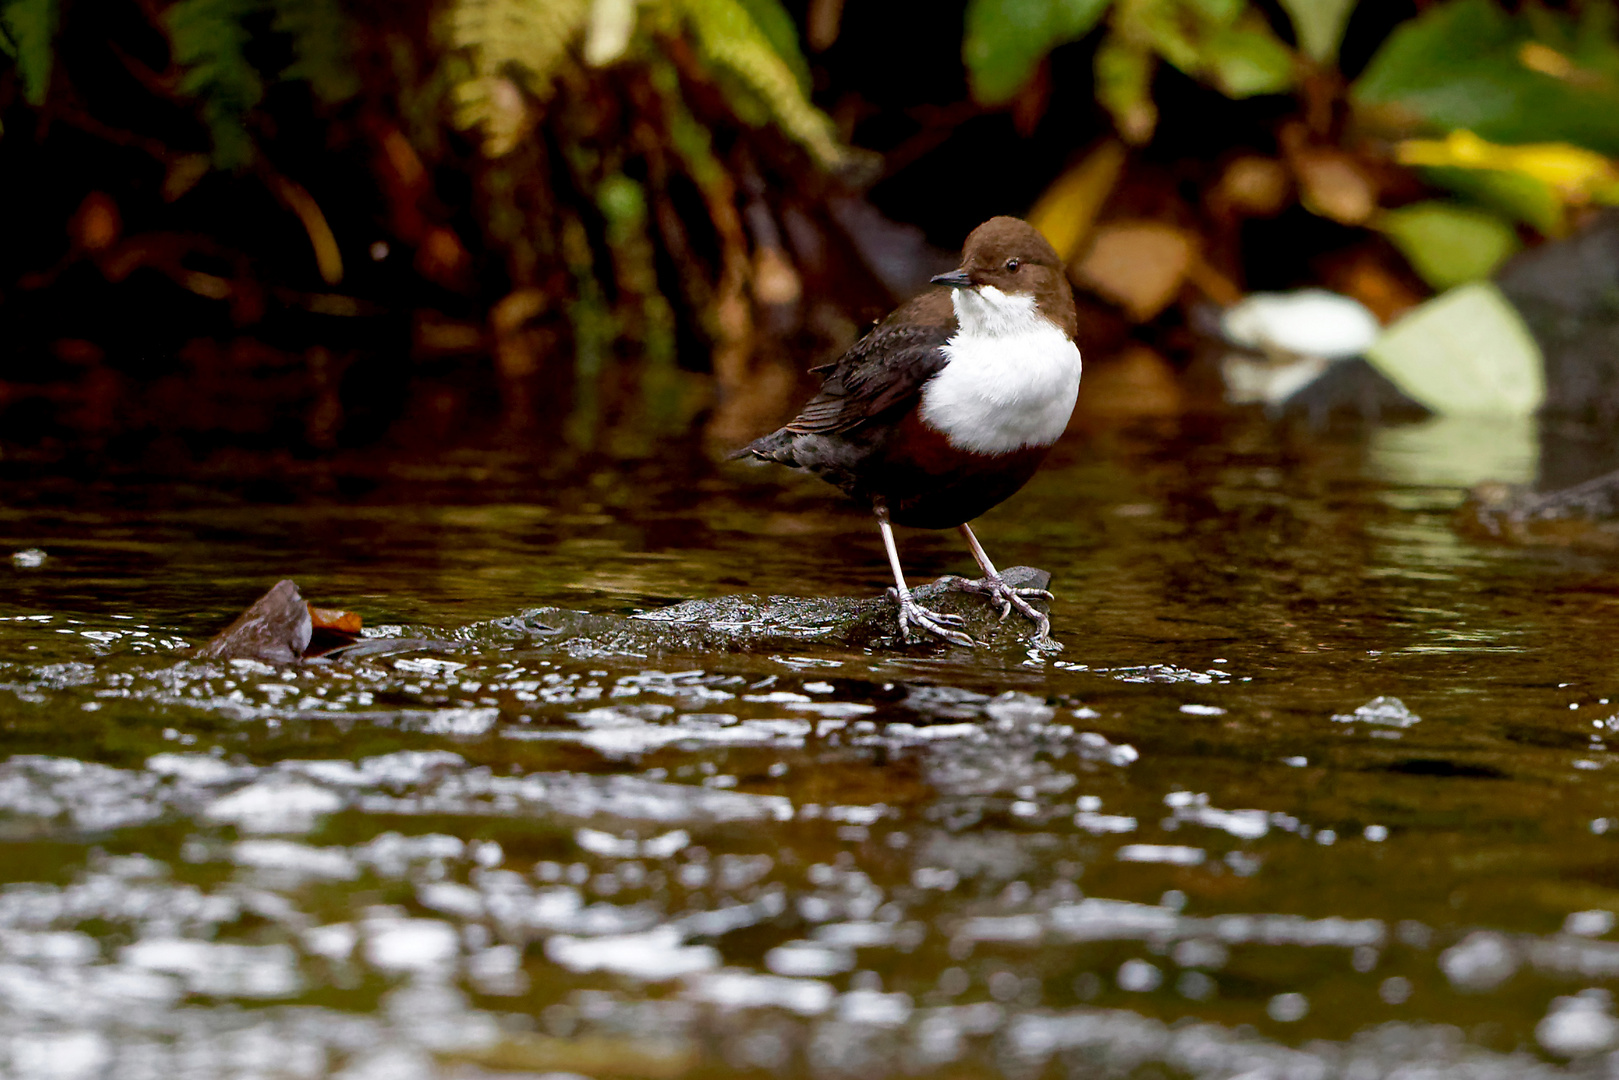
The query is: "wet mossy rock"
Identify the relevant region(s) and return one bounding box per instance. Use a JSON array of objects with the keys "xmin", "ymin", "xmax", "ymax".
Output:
[
  {"xmin": 205, "ymin": 569, "xmax": 1056, "ymax": 662},
  {"xmin": 518, "ymin": 567, "xmax": 1056, "ymax": 654}
]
